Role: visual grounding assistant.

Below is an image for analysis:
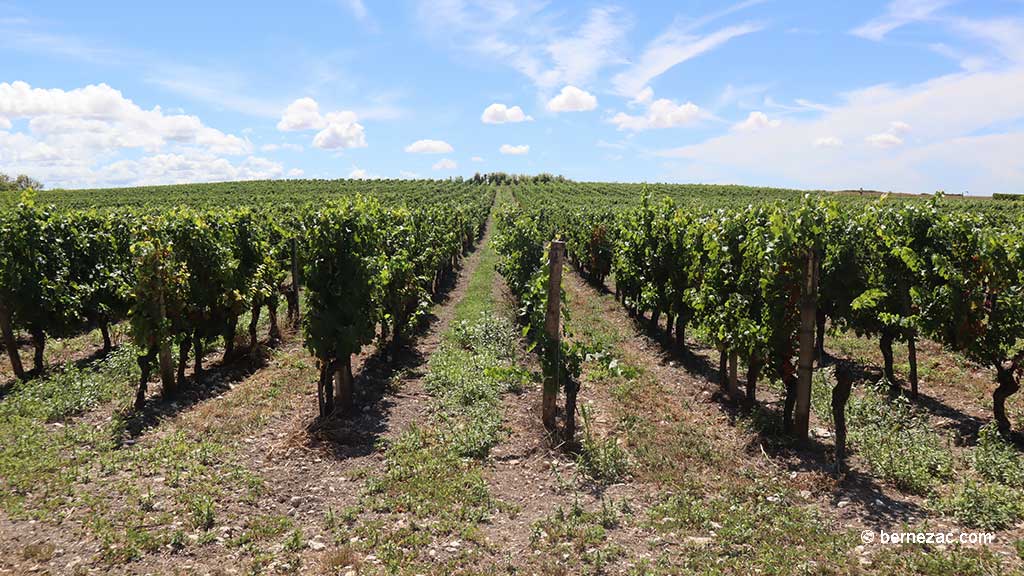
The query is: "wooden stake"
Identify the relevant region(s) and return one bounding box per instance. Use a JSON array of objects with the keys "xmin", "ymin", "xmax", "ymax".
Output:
[
  {"xmin": 794, "ymin": 248, "xmax": 820, "ymax": 441},
  {"xmin": 543, "ymin": 240, "xmax": 565, "ymax": 430},
  {"xmin": 727, "ymin": 352, "xmax": 740, "ymax": 401},
  {"xmin": 290, "ymin": 237, "xmax": 301, "ymax": 326}
]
